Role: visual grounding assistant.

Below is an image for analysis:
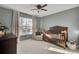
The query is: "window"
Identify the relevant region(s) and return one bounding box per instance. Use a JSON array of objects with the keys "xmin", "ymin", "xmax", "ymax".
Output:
[{"xmin": 19, "ymin": 17, "xmax": 32, "ymax": 35}]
